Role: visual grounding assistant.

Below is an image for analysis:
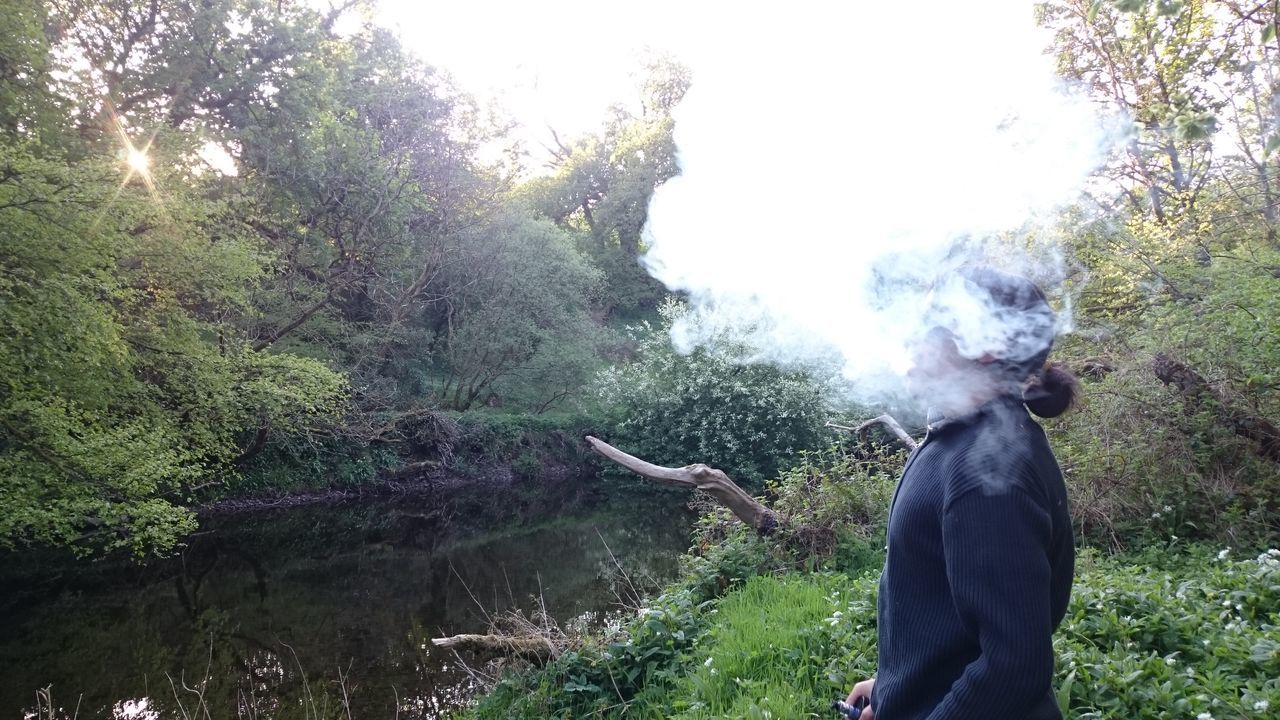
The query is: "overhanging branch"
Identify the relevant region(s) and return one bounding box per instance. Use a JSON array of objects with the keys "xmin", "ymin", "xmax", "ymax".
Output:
[{"xmin": 584, "ymin": 436, "xmax": 779, "ymax": 534}]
